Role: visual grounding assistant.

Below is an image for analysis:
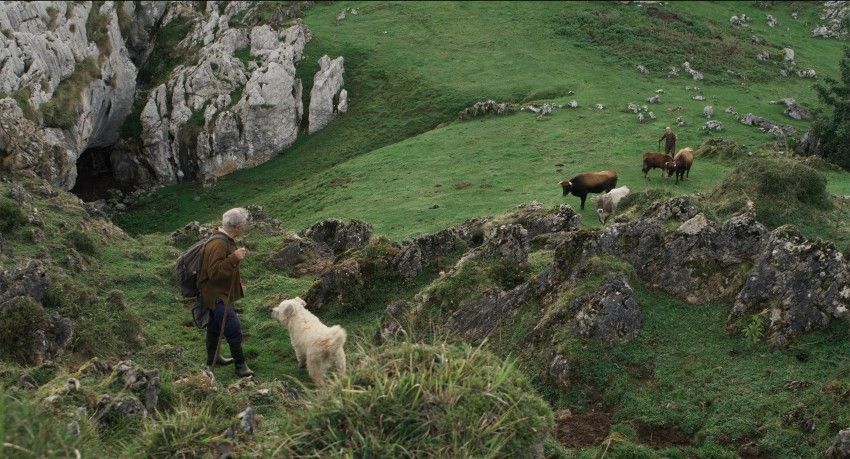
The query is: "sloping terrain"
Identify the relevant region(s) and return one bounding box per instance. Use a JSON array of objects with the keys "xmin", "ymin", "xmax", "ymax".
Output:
[{"xmin": 3, "ymin": 1, "xmax": 850, "ymax": 458}]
